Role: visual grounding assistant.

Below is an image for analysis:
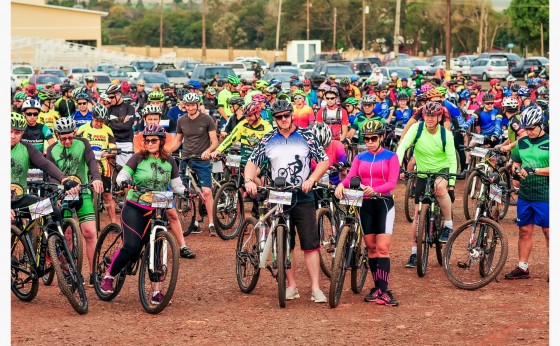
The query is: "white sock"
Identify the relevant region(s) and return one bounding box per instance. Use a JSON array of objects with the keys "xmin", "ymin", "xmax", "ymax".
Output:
[
  {"xmin": 194, "ymin": 220, "xmax": 199, "ymax": 226},
  {"xmin": 209, "ymin": 223, "xmax": 214, "ymax": 228},
  {"xmin": 444, "ymin": 220, "xmax": 453, "ymax": 229},
  {"xmin": 411, "ymin": 247, "xmax": 417, "ymax": 255},
  {"xmin": 518, "ymin": 262, "xmax": 529, "ymax": 271}
]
